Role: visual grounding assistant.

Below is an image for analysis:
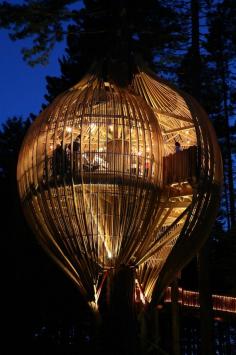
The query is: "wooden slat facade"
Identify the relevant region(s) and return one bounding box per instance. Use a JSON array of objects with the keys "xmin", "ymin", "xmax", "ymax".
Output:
[{"xmin": 17, "ymin": 64, "xmax": 223, "ymax": 307}]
